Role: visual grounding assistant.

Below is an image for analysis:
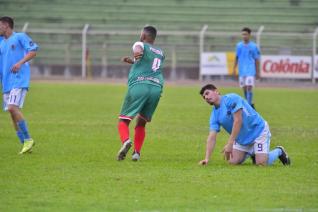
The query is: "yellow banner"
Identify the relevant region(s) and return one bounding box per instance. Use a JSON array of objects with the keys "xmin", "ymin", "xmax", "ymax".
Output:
[{"xmin": 226, "ymin": 52, "xmax": 238, "ymax": 76}]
